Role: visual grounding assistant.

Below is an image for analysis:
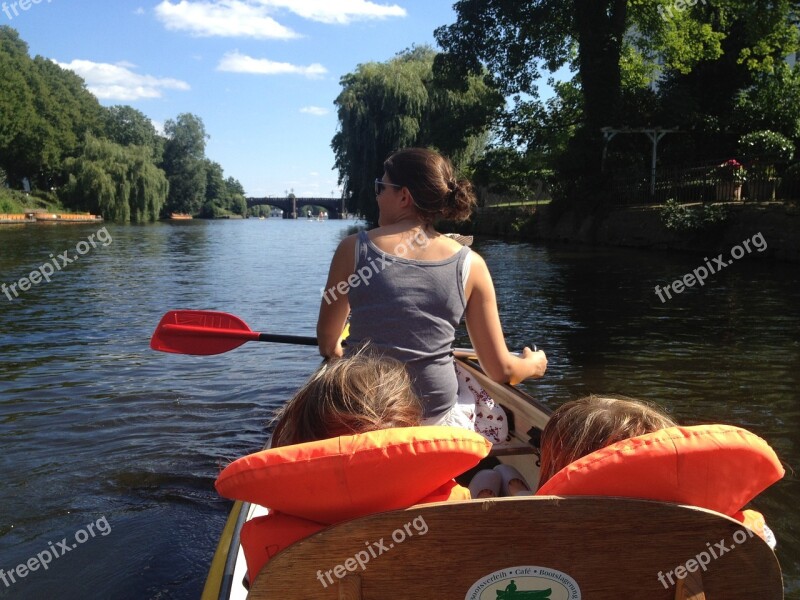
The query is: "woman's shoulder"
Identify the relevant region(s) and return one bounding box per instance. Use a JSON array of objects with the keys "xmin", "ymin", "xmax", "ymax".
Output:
[{"xmin": 336, "ymin": 232, "xmax": 361, "ymax": 248}]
